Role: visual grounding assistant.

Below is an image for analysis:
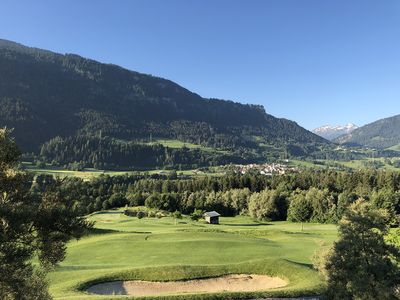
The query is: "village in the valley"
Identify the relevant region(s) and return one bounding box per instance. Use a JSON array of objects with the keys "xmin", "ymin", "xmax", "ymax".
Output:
[{"xmin": 232, "ymin": 162, "xmax": 299, "ymax": 176}]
